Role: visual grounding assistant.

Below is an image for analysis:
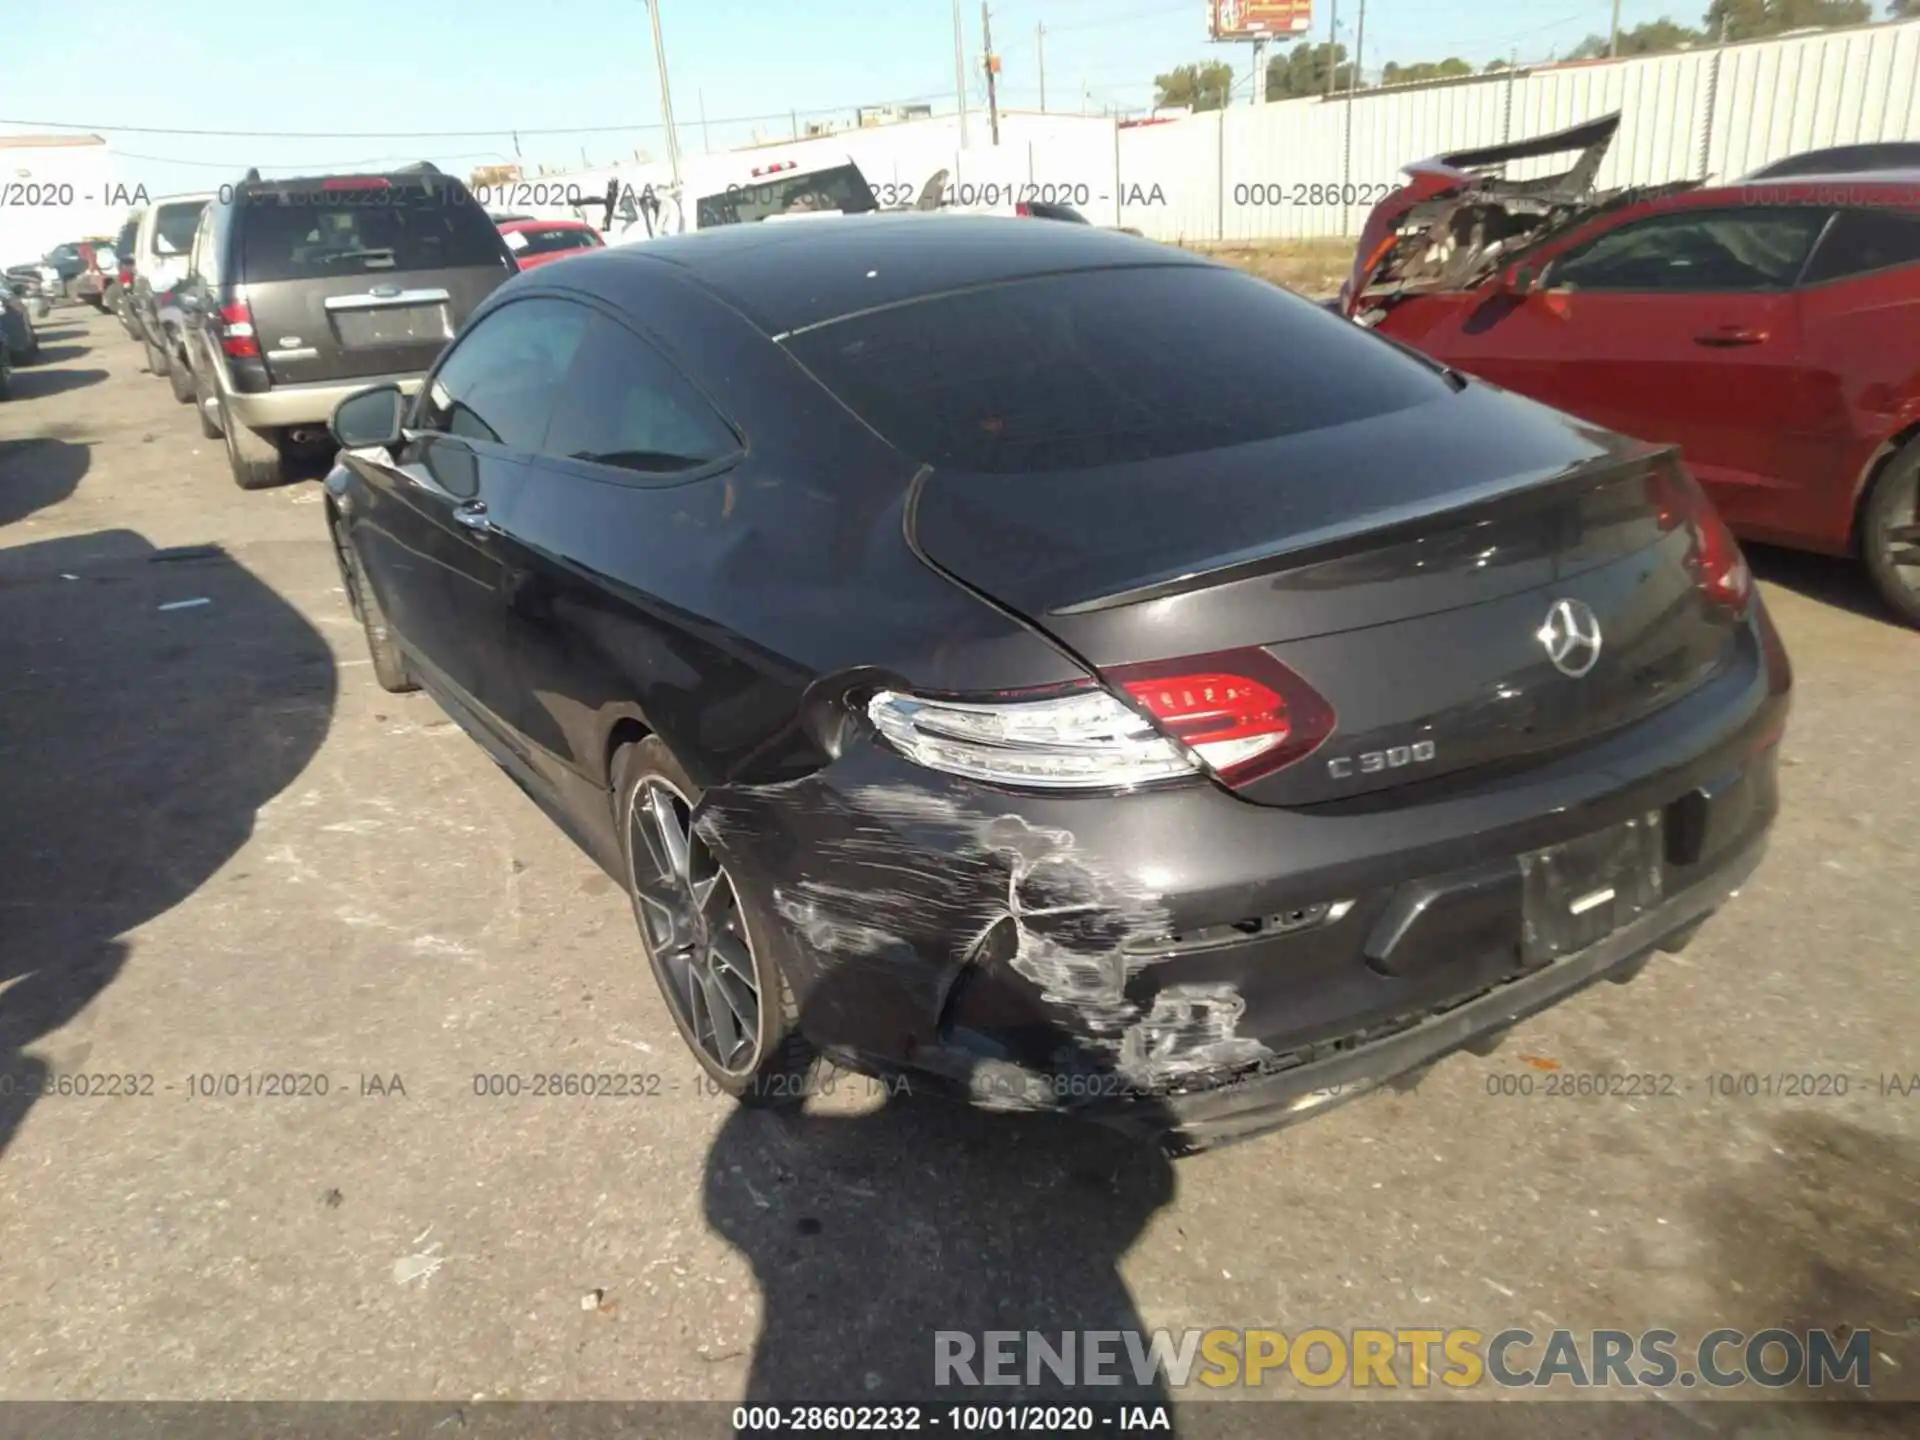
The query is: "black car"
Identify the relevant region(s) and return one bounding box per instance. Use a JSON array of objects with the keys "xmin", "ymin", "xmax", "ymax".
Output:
[
  {"xmin": 179, "ymin": 165, "xmax": 517, "ymax": 489},
  {"xmin": 1744, "ymin": 142, "xmax": 1920, "ymax": 178},
  {"xmin": 0, "ymin": 280, "xmax": 39, "ymax": 367},
  {"xmin": 324, "ymin": 216, "xmax": 1790, "ymax": 1153}
]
